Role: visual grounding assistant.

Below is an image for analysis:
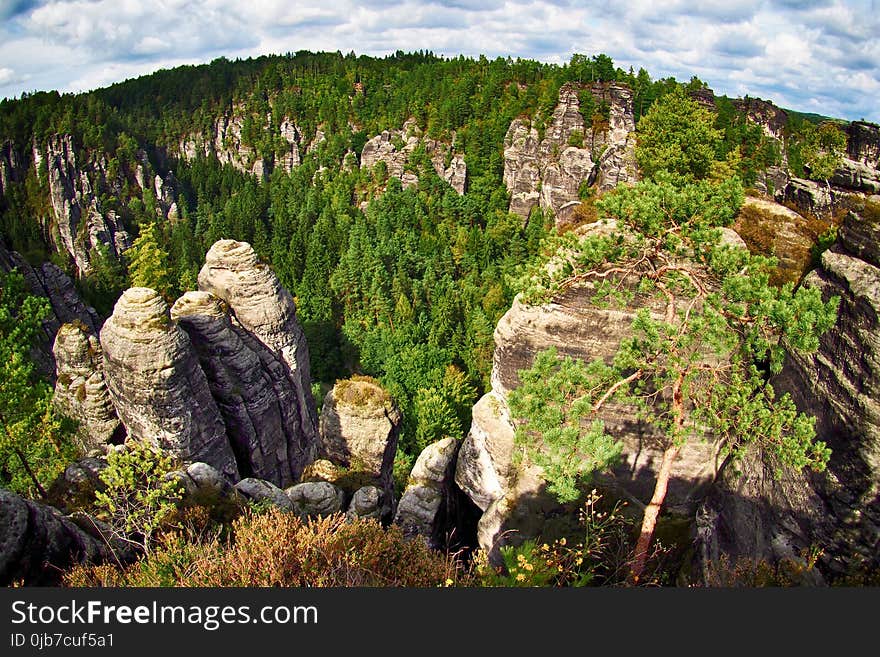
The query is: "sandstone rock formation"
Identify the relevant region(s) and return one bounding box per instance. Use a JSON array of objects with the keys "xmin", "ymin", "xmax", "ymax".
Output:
[
  {"xmin": 0, "ymin": 488, "xmax": 125, "ymax": 586},
  {"xmin": 46, "ymin": 457, "xmax": 108, "ymax": 513},
  {"xmin": 171, "ymin": 291, "xmax": 306, "ymax": 487},
  {"xmin": 52, "ymin": 322, "xmax": 122, "ymax": 452},
  {"xmin": 345, "ymin": 485, "xmax": 388, "ymax": 521},
  {"xmin": 318, "ymin": 377, "xmax": 401, "ymax": 499},
  {"xmin": 39, "ymin": 134, "xmax": 132, "ymax": 277},
  {"xmin": 394, "ymin": 437, "xmax": 460, "ymax": 548},
  {"xmin": 197, "ymin": 239, "xmax": 318, "ymax": 480},
  {"xmin": 360, "ymin": 118, "xmax": 467, "ymax": 193},
  {"xmin": 0, "ymin": 139, "xmax": 22, "ymax": 197},
  {"xmin": 503, "ymin": 82, "xmax": 637, "ymax": 226},
  {"xmin": 99, "ymin": 287, "xmax": 239, "ymax": 480},
  {"xmin": 179, "ymin": 109, "xmax": 303, "ymax": 178}
]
